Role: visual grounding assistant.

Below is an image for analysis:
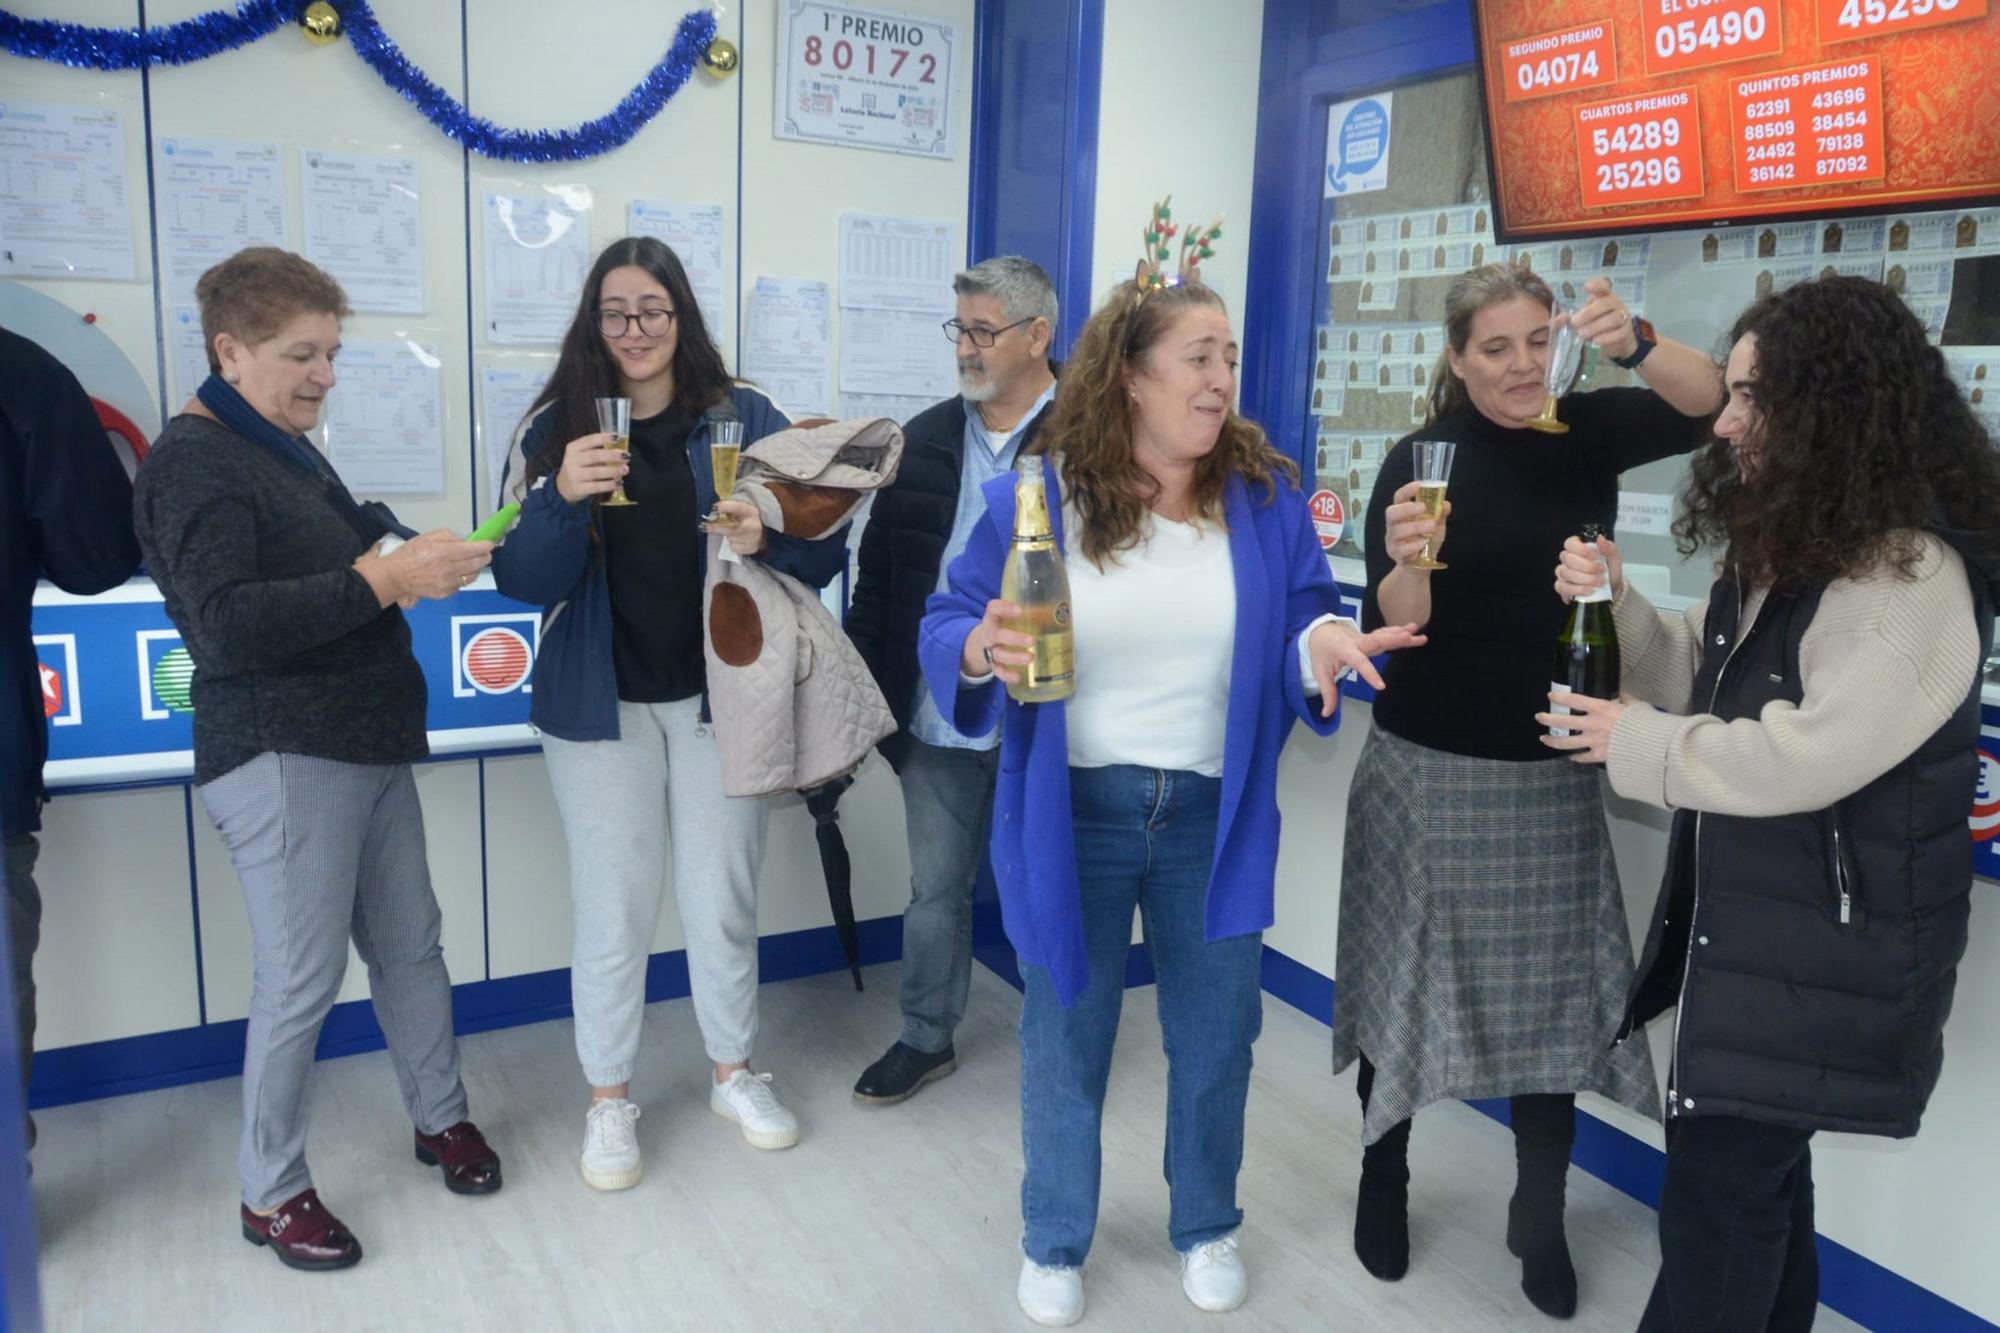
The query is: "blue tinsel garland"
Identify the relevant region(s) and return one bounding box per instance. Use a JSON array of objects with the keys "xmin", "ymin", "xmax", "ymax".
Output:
[{"xmin": 0, "ymin": 1, "xmax": 717, "ymax": 164}]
